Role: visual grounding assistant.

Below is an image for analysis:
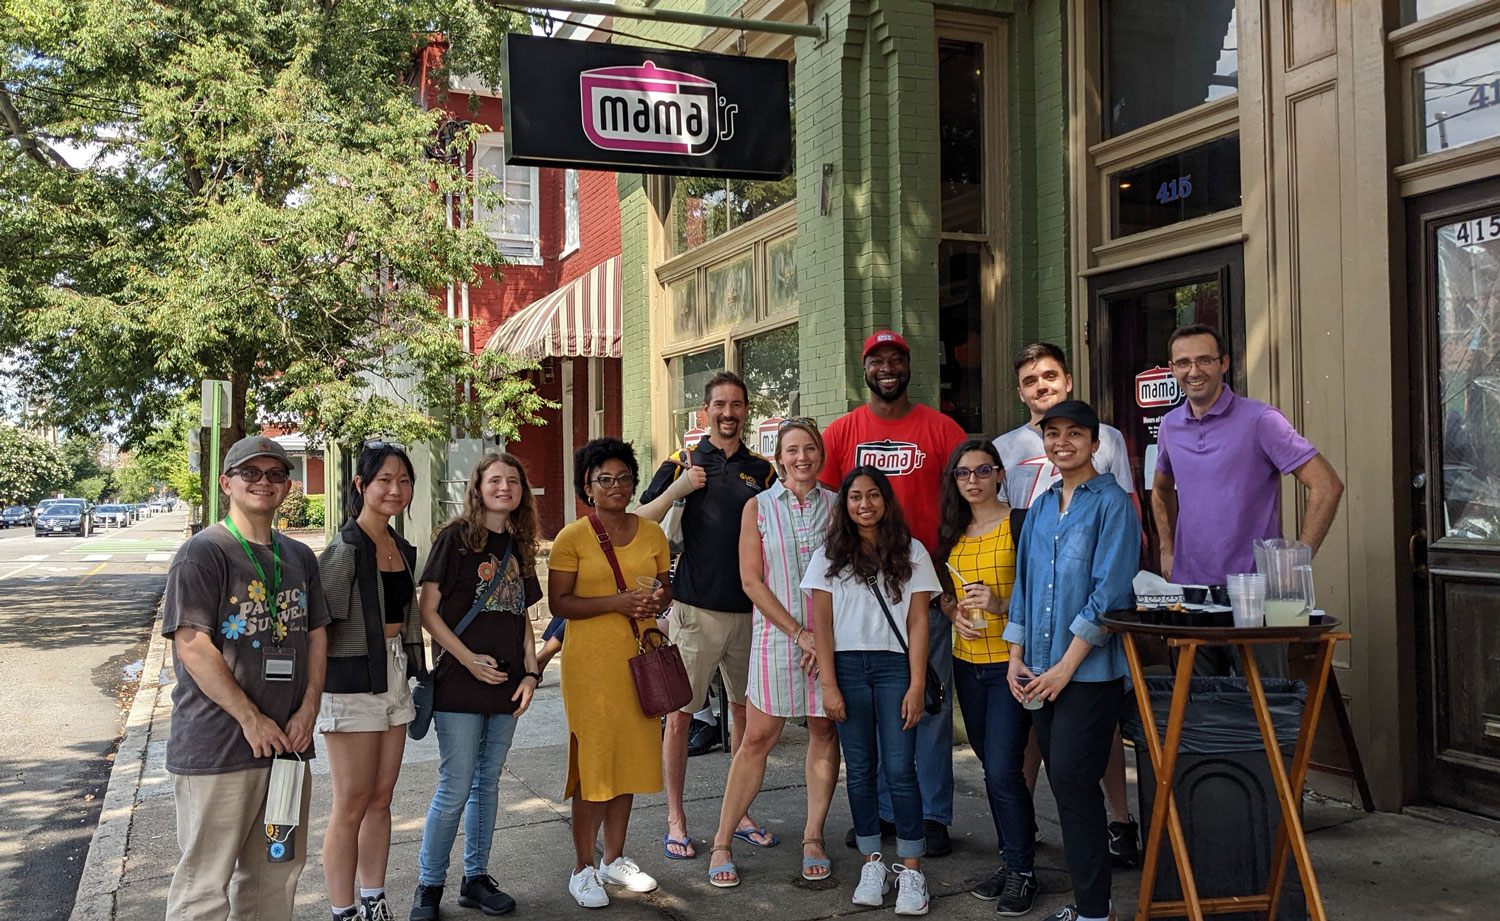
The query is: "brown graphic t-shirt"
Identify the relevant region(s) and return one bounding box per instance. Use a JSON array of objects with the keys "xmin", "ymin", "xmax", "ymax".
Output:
[
  {"xmin": 161, "ymin": 523, "xmax": 330, "ymax": 775},
  {"xmin": 420, "ymin": 524, "xmax": 542, "ymax": 715}
]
